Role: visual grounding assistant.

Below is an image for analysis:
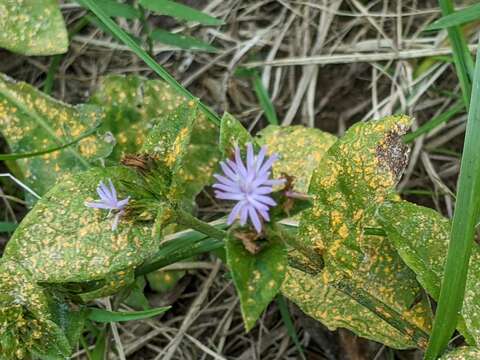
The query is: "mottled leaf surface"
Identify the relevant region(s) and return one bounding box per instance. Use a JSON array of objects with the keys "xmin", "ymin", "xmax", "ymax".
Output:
[
  {"xmin": 4, "ymin": 167, "xmax": 156, "ymax": 288},
  {"xmin": 0, "ymin": 261, "xmax": 71, "ymax": 359},
  {"xmin": 219, "ymin": 112, "xmax": 253, "ymax": 156},
  {"xmin": 226, "ymin": 230, "xmax": 287, "ymax": 331},
  {"xmin": 379, "ymin": 200, "xmax": 480, "ymax": 344},
  {"xmin": 285, "ymin": 116, "xmax": 432, "ymax": 349},
  {"xmin": 257, "ymin": 125, "xmax": 336, "ymax": 192},
  {"xmin": 439, "ymin": 347, "xmax": 480, "ymax": 359},
  {"xmin": 0, "ymin": 74, "xmax": 114, "ymax": 196},
  {"xmin": 89, "ymin": 75, "xmax": 186, "ymax": 160},
  {"xmin": 0, "ymin": 0, "xmax": 68, "ymax": 55}
]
